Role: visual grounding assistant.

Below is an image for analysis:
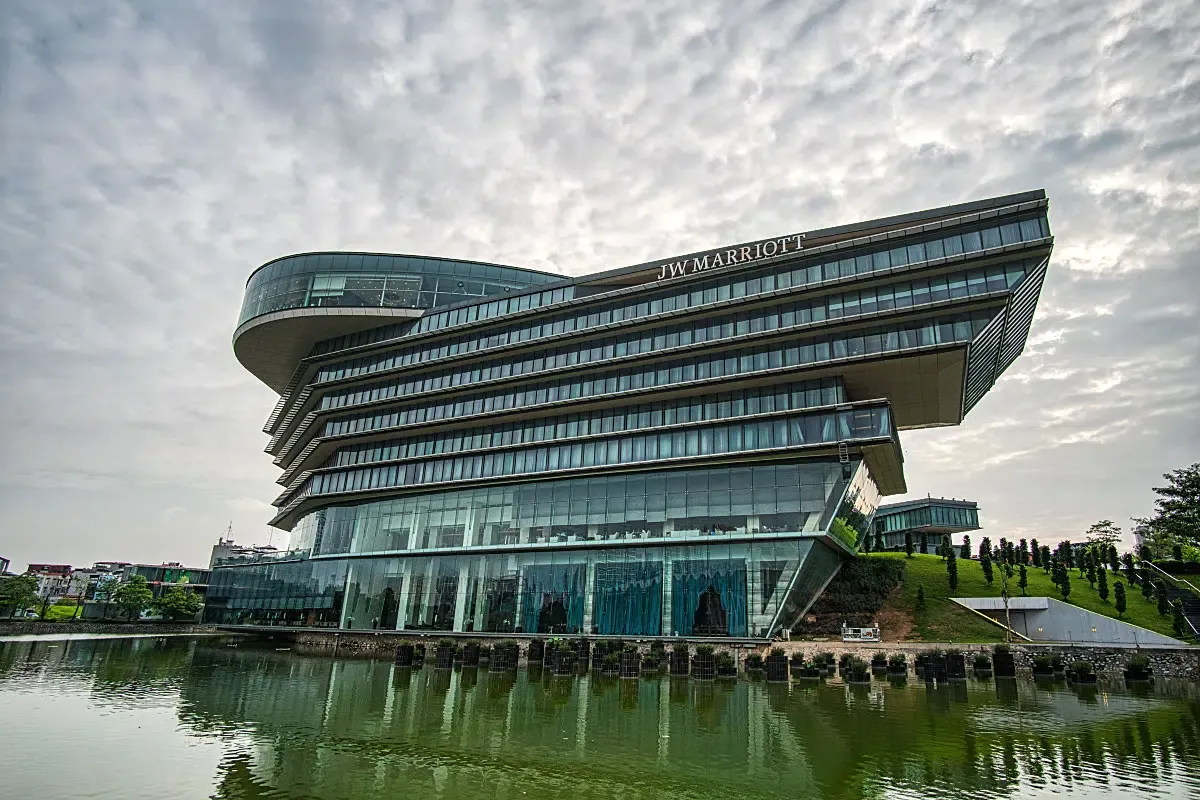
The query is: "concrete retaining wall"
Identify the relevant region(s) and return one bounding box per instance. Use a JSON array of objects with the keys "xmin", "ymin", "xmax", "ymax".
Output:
[{"xmin": 0, "ymin": 620, "xmax": 216, "ymax": 636}]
